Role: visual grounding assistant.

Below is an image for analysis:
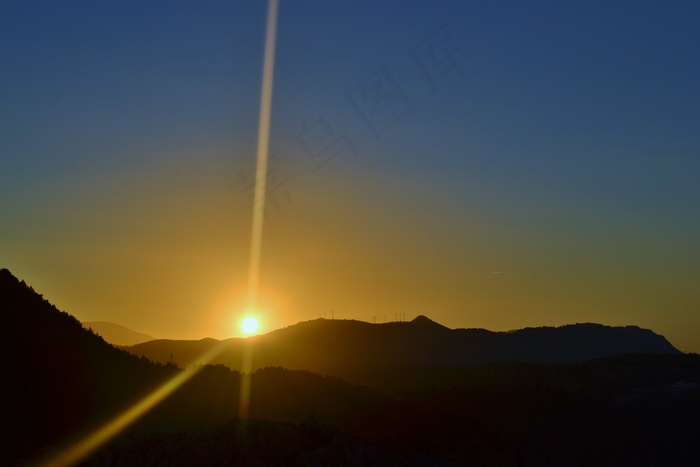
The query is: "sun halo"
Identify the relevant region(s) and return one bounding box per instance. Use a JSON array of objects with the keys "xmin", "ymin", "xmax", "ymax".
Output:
[{"xmin": 241, "ymin": 316, "xmax": 260, "ymax": 335}]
